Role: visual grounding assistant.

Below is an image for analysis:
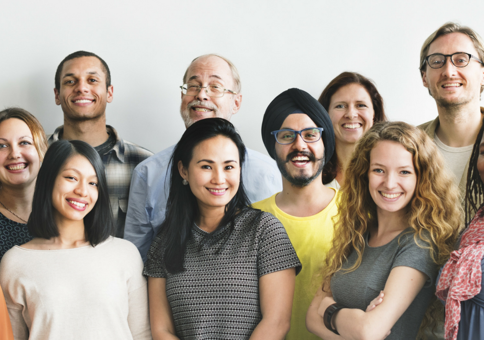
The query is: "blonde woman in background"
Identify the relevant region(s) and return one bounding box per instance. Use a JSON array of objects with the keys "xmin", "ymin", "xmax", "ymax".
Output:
[{"xmin": 0, "ymin": 108, "xmax": 47, "ymax": 259}]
